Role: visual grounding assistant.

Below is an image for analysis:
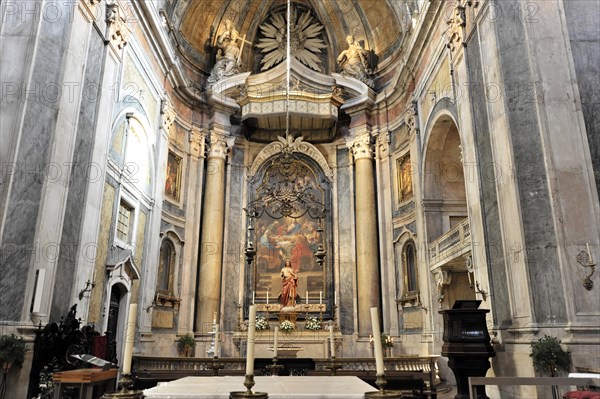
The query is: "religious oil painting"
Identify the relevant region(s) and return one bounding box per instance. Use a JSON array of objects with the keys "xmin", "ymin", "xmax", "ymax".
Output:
[
  {"xmin": 165, "ymin": 151, "xmax": 182, "ymax": 202},
  {"xmin": 397, "ymin": 154, "xmax": 413, "ymax": 202}
]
